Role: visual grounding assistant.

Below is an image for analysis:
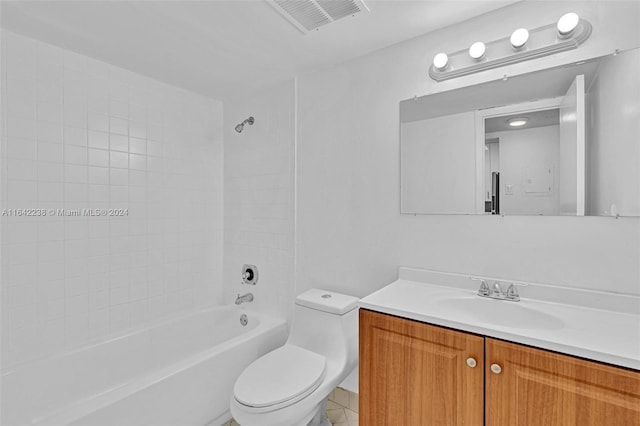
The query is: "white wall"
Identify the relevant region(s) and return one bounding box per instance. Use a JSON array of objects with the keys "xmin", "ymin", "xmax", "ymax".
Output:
[
  {"xmin": 0, "ymin": 31, "xmax": 224, "ymax": 368},
  {"xmin": 223, "ymin": 80, "xmax": 295, "ymax": 321},
  {"xmin": 587, "ymin": 48, "xmax": 640, "ymax": 216},
  {"xmin": 296, "ymin": 1, "xmax": 640, "ymax": 299},
  {"xmin": 488, "ymin": 126, "xmax": 560, "ymax": 216}
]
